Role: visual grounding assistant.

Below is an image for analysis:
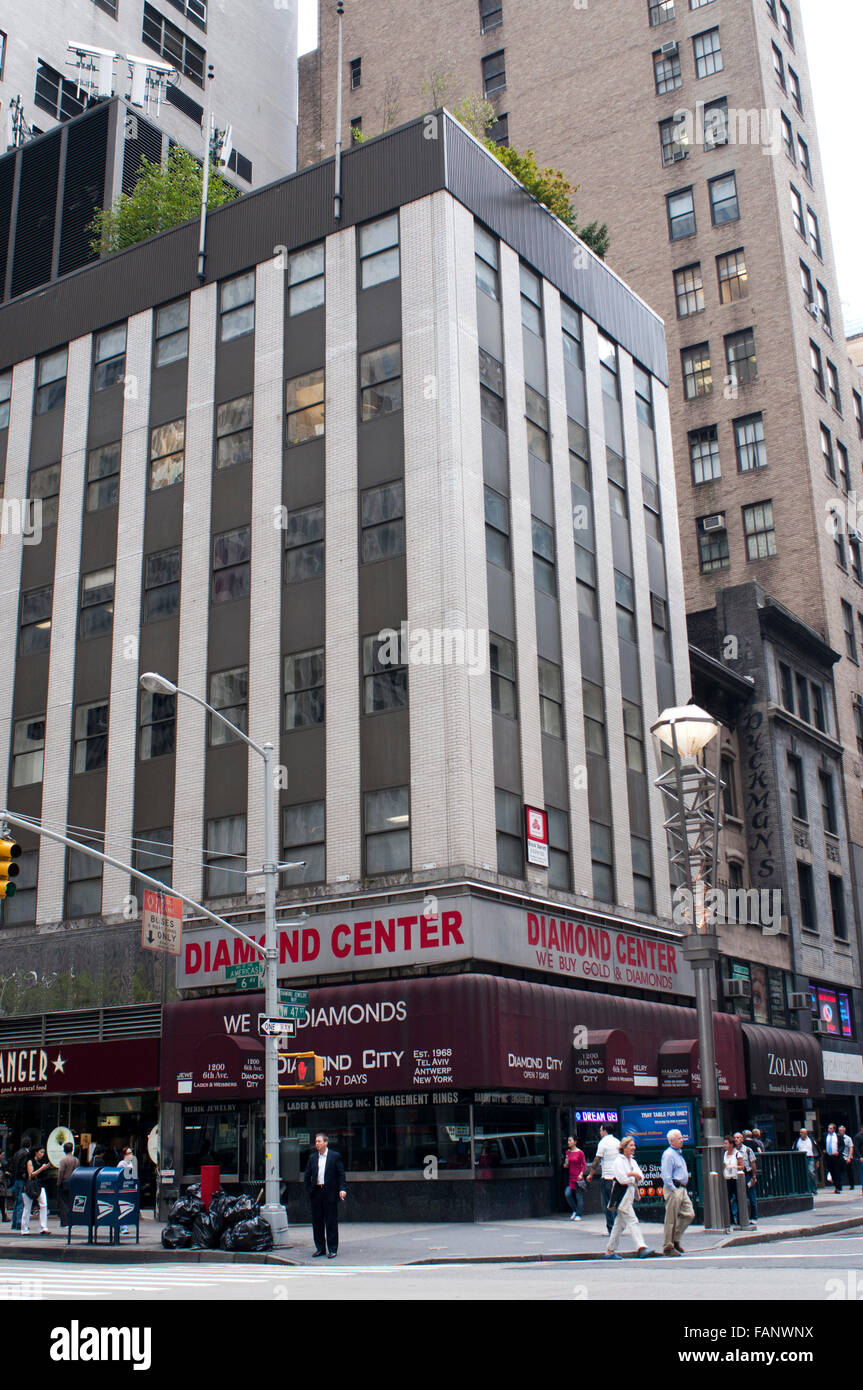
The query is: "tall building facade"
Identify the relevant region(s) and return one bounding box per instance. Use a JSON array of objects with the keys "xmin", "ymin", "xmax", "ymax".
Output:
[
  {"xmin": 1, "ymin": 0, "xmax": 299, "ymax": 187},
  {"xmin": 299, "ymin": 0, "xmax": 863, "ymax": 1051},
  {"xmin": 1, "ymin": 117, "xmax": 825, "ymax": 1216}
]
